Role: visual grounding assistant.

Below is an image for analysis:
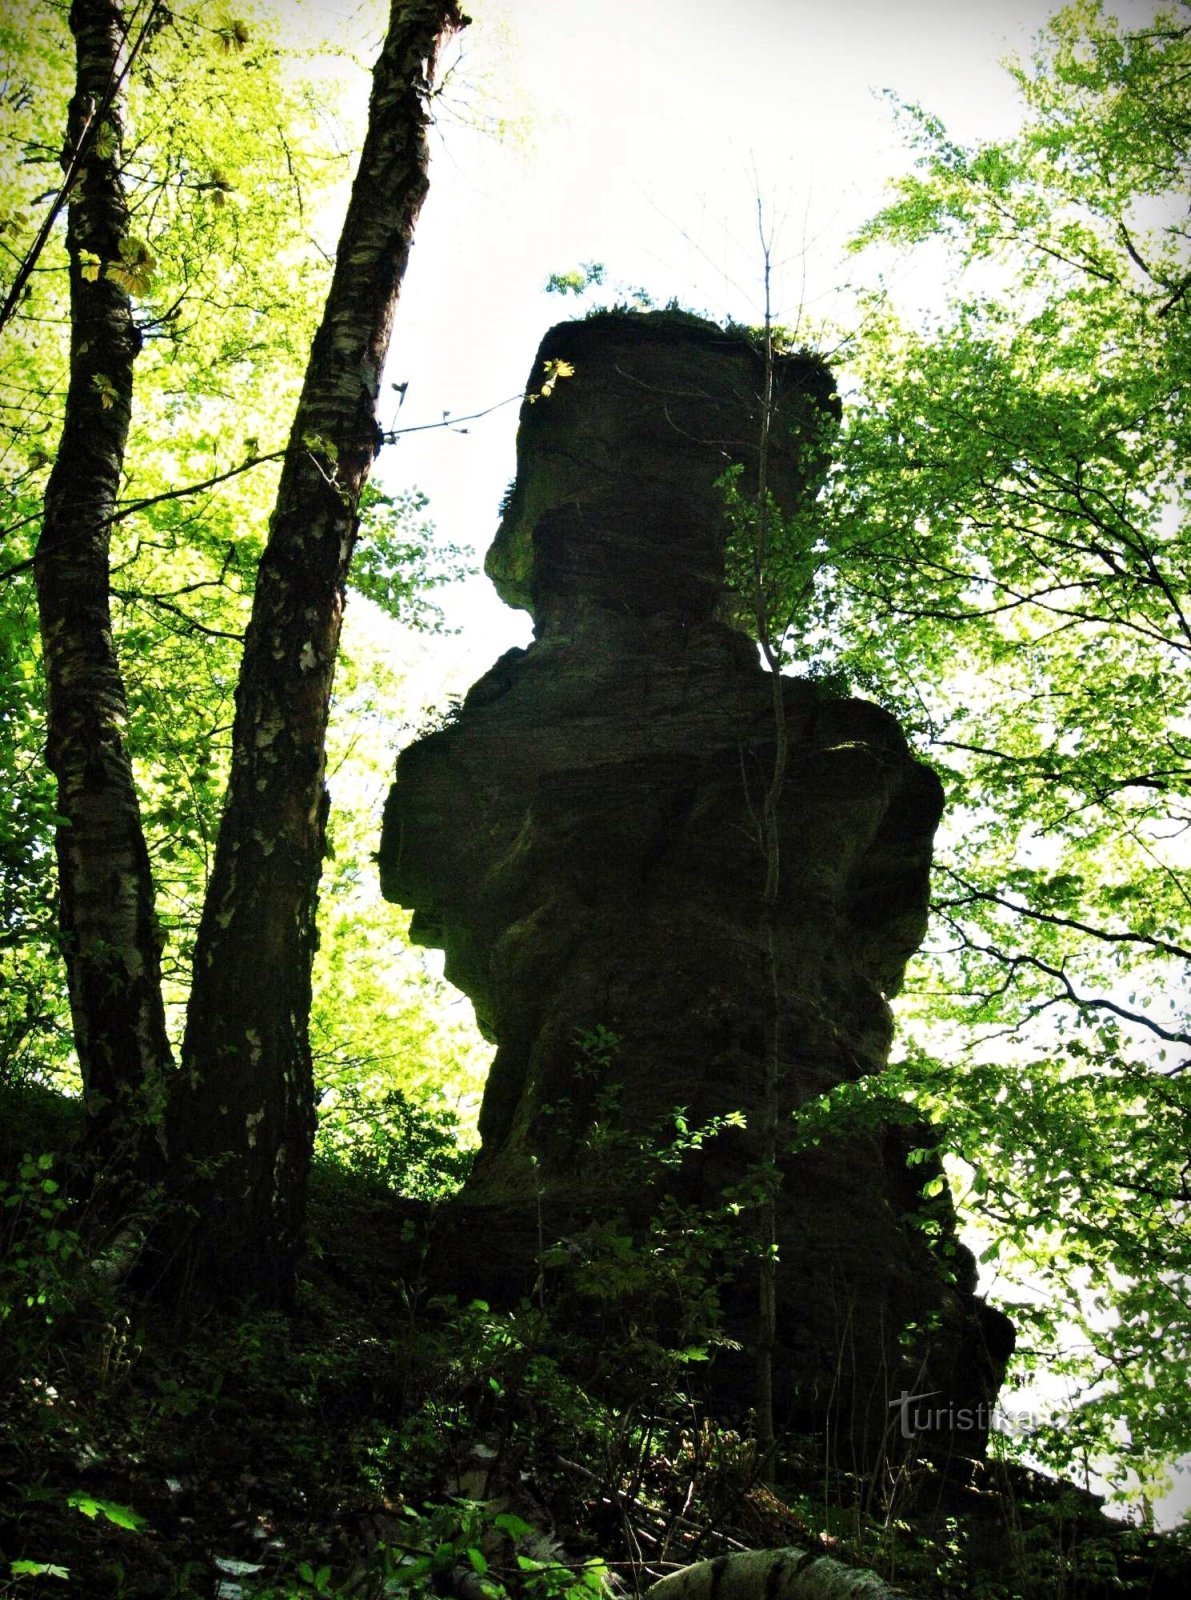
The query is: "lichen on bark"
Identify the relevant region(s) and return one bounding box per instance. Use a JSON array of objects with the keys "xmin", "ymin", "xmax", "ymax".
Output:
[
  {"xmin": 171, "ymin": 0, "xmax": 469, "ymax": 1301},
  {"xmin": 34, "ymin": 0, "xmax": 174, "ymax": 1177}
]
